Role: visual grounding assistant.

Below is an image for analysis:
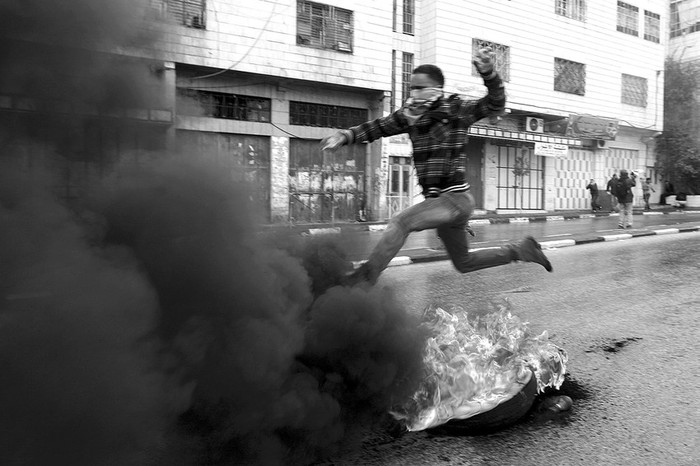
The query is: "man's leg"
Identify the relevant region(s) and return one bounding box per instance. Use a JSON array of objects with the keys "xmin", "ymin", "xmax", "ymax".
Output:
[
  {"xmin": 434, "ymin": 192, "xmax": 551, "ymax": 273},
  {"xmin": 618, "ymin": 202, "xmax": 626, "ymax": 227},
  {"xmin": 622, "ymin": 202, "xmax": 633, "ymax": 227},
  {"xmin": 347, "ymin": 194, "xmax": 458, "ymax": 284}
]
